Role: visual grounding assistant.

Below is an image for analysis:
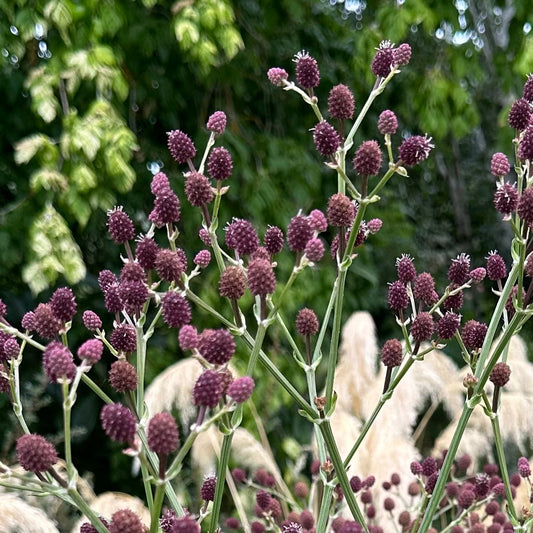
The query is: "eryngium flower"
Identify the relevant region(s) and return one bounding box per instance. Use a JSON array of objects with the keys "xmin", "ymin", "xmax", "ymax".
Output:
[
  {"xmin": 104, "ymin": 284, "xmax": 123, "ymax": 314},
  {"xmin": 410, "ymin": 312, "xmax": 434, "ymax": 342},
  {"xmin": 43, "ymin": 341, "xmax": 76, "ymax": 383},
  {"xmin": 381, "ymin": 339, "xmax": 403, "ymax": 367},
  {"xmin": 388, "ymin": 280, "xmax": 409, "ymax": 311},
  {"xmin": 328, "ymin": 84, "xmax": 355, "ymax": 120},
  {"xmin": 110, "ymin": 323, "xmax": 137, "ymax": 353},
  {"xmin": 153, "ymin": 191, "xmax": 181, "ymax": 224},
  {"xmin": 100, "ymin": 403, "xmax": 136, "ymax": 443},
  {"xmin": 436, "ymin": 311, "xmax": 461, "ymax": 339},
  {"xmin": 518, "ymin": 126, "xmax": 533, "ymax": 160},
  {"xmin": 206, "ymin": 111, "xmax": 226, "ymax": 134},
  {"xmin": 393, "ymin": 43, "xmax": 412, "ymax": 66},
  {"xmin": 107, "ymin": 207, "xmax": 135, "ymax": 244},
  {"xmin": 267, "ymin": 67, "xmax": 288, "ymax": 87},
  {"xmin": 247, "ymin": 258, "xmax": 276, "ymax": 296},
  {"xmin": 207, "ymin": 146, "xmax": 233, "ymax": 180},
  {"xmin": 170, "ymin": 515, "xmax": 201, "ymax": 533},
  {"xmin": 443, "ymin": 287, "xmax": 462, "ymax": 312},
  {"xmin": 198, "ymin": 328, "xmax": 236, "ymax": 365},
  {"xmin": 148, "ymin": 412, "xmax": 179, "ymax": 455},
  {"xmin": 518, "ymin": 457, "xmax": 531, "ymax": 478},
  {"xmin": 462, "ymin": 320, "xmax": 488, "ymax": 350},
  {"xmin": 377, "ymin": 110, "xmax": 398, "ymax": 135},
  {"xmin": 304, "ymin": 237, "xmax": 324, "ymax": 262},
  {"xmin": 327, "ymin": 193, "xmax": 356, "ymax": 227},
  {"xmin": 308, "ymin": 209, "xmax": 328, "ymax": 232},
  {"xmin": 396, "ymin": 254, "xmax": 416, "ymax": 283},
  {"xmin": 508, "ymin": 98, "xmax": 531, "ymax": 130},
  {"xmin": 167, "ymin": 129, "xmax": 196, "ymax": 163},
  {"xmin": 120, "ymin": 262, "xmax": 146, "ymax": 283},
  {"xmin": 21, "ymin": 311, "xmax": 35, "ymax": 331},
  {"xmin": 155, "ymin": 248, "xmax": 186, "ymax": 282},
  {"xmin": 413, "ymin": 272, "xmax": 438, "ymax": 306},
  {"xmin": 109, "ymin": 360, "xmax": 138, "ymax": 393},
  {"xmin": 518, "ymin": 187, "xmax": 533, "ymax": 226},
  {"xmin": 490, "ymin": 152, "xmax": 511, "ymax": 176},
  {"xmin": 178, "ymin": 325, "xmax": 199, "ymax": 351},
  {"xmin": 150, "ymin": 171, "xmax": 172, "ymax": 196},
  {"xmin": 353, "ymin": 140, "xmax": 382, "ymax": 176},
  {"xmin": 33, "ymin": 303, "xmax": 61, "ymax": 339},
  {"xmin": 201, "ymin": 475, "xmax": 217, "ymax": 501},
  {"xmin": 227, "ymin": 376, "xmax": 255, "ymax": 403},
  {"xmin": 263, "ymin": 226, "xmax": 284, "ymax": 254},
  {"xmin": 185, "ymin": 171, "xmax": 213, "ymax": 207},
  {"xmin": 77, "ymin": 339, "xmax": 104, "ymax": 364},
  {"xmin": 98, "ymin": 269, "xmax": 117, "ymax": 292},
  {"xmin": 313, "ymin": 121, "xmax": 341, "ymax": 157},
  {"xmin": 448, "ymin": 253, "xmax": 470, "ymax": 285},
  {"xmin": 489, "ymin": 362, "xmax": 511, "ymax": 387},
  {"xmin": 219, "ymin": 266, "xmax": 247, "ymax": 300},
  {"xmin": 118, "ymin": 280, "xmax": 149, "ymax": 315},
  {"xmin": 109, "ymin": 509, "xmax": 144, "ymax": 533},
  {"xmin": 136, "ymin": 237, "xmax": 159, "ymax": 270},
  {"xmin": 296, "ymin": 308, "xmax": 319, "ymax": 336},
  {"xmin": 287, "ymin": 215, "xmax": 313, "ymax": 252},
  {"xmin": 372, "ymin": 41, "xmax": 395, "ymax": 77},
  {"xmin": 193, "ymin": 370, "xmax": 223, "ymax": 408},
  {"xmin": 49, "ymin": 287, "xmax": 77, "ymax": 322},
  {"xmin": 294, "ymin": 50, "xmax": 319, "ymax": 89},
  {"xmin": 469, "ymin": 267, "xmax": 486, "ymax": 283},
  {"xmin": 194, "ymin": 250, "xmax": 211, "ymax": 268},
  {"xmin": 162, "ymin": 292, "xmax": 192, "ymax": 329},
  {"xmin": 494, "ymin": 182, "xmax": 518, "ymax": 216},
  {"xmin": 16, "ymin": 434, "xmax": 57, "ymax": 473},
  {"xmin": 486, "ymin": 251, "xmax": 507, "ymax": 280},
  {"xmin": 398, "ymin": 135, "xmax": 434, "ymax": 166},
  {"xmin": 226, "ymin": 218, "xmax": 260, "ymax": 256}
]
